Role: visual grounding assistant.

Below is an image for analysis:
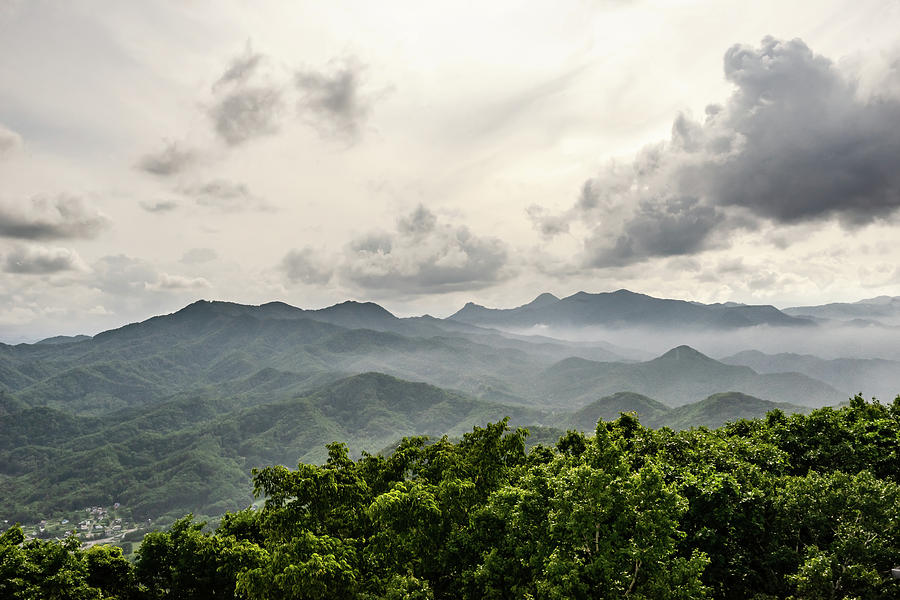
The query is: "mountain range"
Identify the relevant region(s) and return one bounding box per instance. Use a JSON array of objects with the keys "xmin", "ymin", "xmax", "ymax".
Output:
[
  {"xmin": 449, "ymin": 289, "xmax": 815, "ymax": 330},
  {"xmin": 2, "ymin": 289, "xmax": 891, "ymax": 524},
  {"xmin": 783, "ymin": 295, "xmax": 900, "ymax": 326},
  {"xmin": 720, "ymin": 350, "xmax": 900, "ymax": 402}
]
